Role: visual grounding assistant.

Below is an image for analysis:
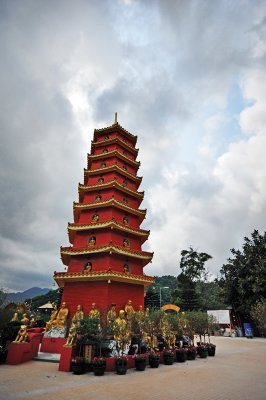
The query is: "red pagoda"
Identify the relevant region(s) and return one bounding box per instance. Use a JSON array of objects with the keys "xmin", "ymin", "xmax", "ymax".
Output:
[{"xmin": 54, "ymin": 114, "xmax": 154, "ymax": 322}]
